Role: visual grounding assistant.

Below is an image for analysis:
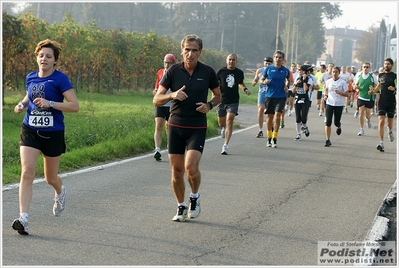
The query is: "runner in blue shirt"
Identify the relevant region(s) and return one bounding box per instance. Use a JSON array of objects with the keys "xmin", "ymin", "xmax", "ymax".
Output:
[{"xmin": 260, "ymin": 50, "xmax": 293, "ymax": 148}]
